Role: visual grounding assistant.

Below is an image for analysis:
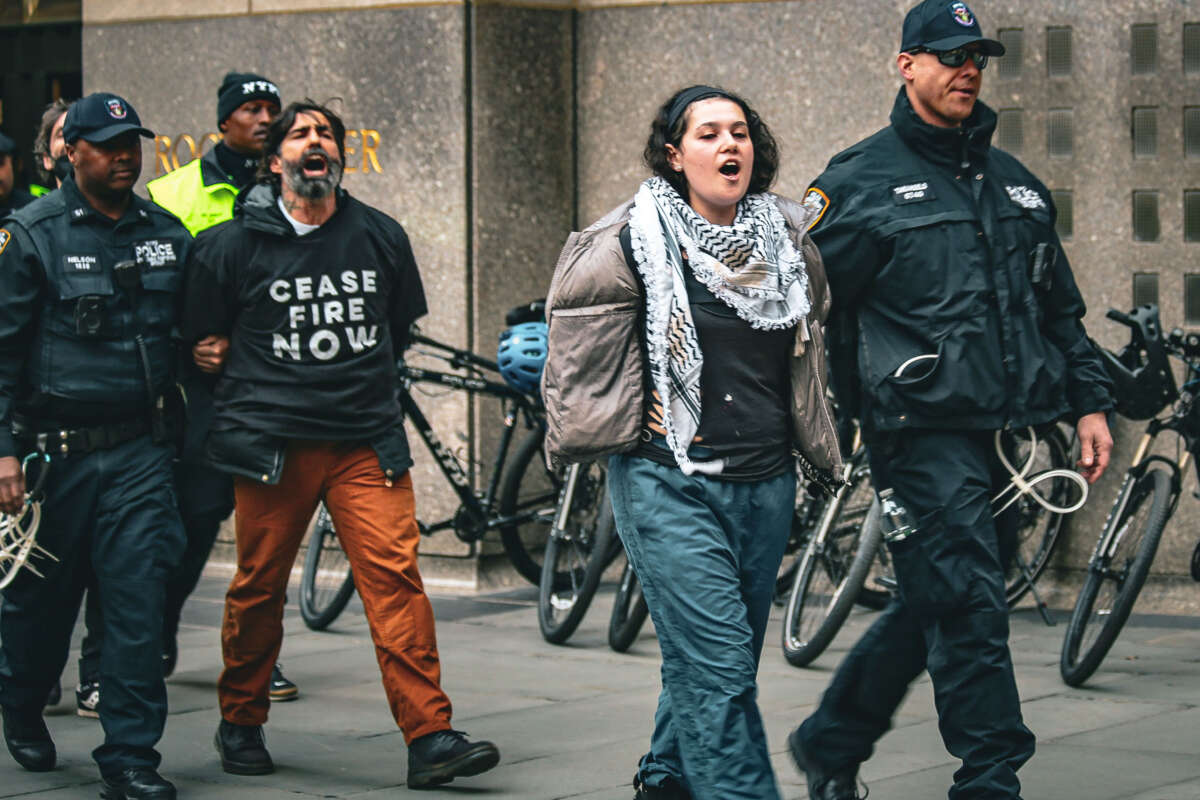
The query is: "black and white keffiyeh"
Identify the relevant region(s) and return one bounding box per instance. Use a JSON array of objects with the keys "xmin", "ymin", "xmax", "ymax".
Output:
[{"xmin": 628, "ymin": 175, "xmax": 812, "ymax": 475}]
